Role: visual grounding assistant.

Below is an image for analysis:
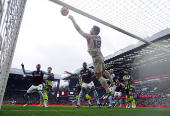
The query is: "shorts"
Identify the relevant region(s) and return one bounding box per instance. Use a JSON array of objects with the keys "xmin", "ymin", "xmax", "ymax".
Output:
[
  {"xmin": 126, "ymin": 88, "xmax": 133, "ymax": 95},
  {"xmin": 114, "ymin": 92, "xmax": 122, "ymax": 96},
  {"xmin": 27, "ymin": 84, "xmax": 43, "ymax": 94},
  {"xmin": 92, "ymin": 54, "xmax": 105, "ymax": 73},
  {"xmin": 77, "ymin": 86, "xmax": 81, "ymax": 93},
  {"xmin": 109, "ymin": 85, "xmax": 116, "ymax": 94},
  {"xmin": 126, "ymin": 89, "xmax": 129, "ymax": 95},
  {"xmin": 81, "ymin": 81, "xmax": 95, "ymax": 90},
  {"xmin": 44, "ymin": 85, "xmax": 52, "ymax": 92}
]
